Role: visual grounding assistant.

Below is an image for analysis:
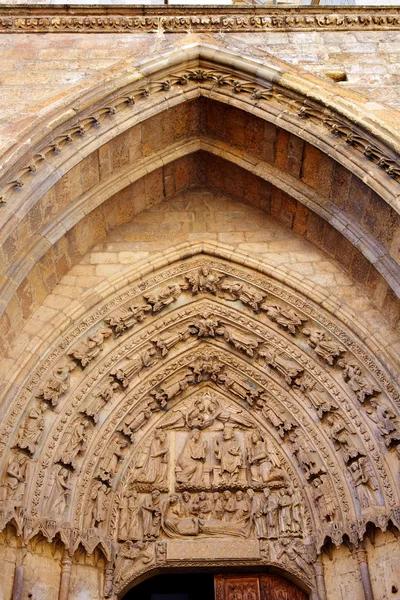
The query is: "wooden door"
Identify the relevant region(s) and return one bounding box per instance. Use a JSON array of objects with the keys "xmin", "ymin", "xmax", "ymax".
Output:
[{"xmin": 214, "ymin": 574, "xmax": 308, "ymax": 600}]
